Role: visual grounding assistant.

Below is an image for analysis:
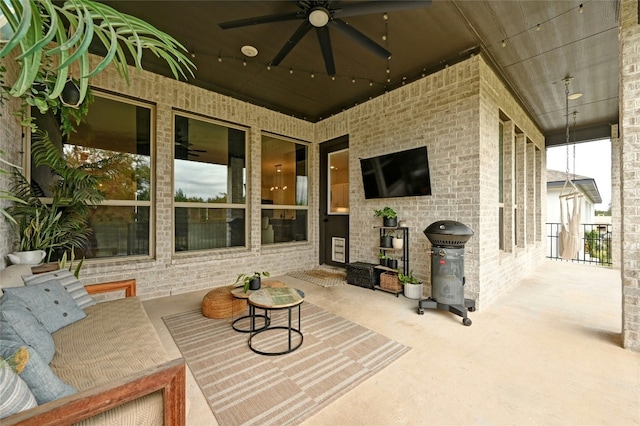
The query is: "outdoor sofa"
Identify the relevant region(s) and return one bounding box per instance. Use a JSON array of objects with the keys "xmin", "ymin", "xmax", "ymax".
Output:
[{"xmin": 0, "ymin": 267, "xmax": 185, "ymax": 425}]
